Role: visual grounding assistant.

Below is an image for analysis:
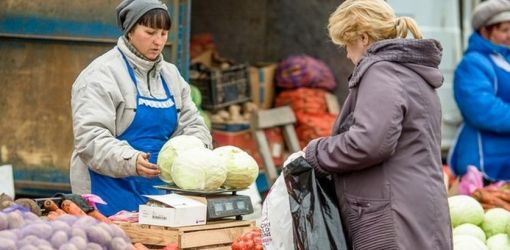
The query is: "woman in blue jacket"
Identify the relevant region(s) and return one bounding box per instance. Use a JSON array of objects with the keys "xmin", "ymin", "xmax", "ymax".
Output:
[{"xmin": 449, "ymin": 0, "xmax": 510, "ymax": 181}]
